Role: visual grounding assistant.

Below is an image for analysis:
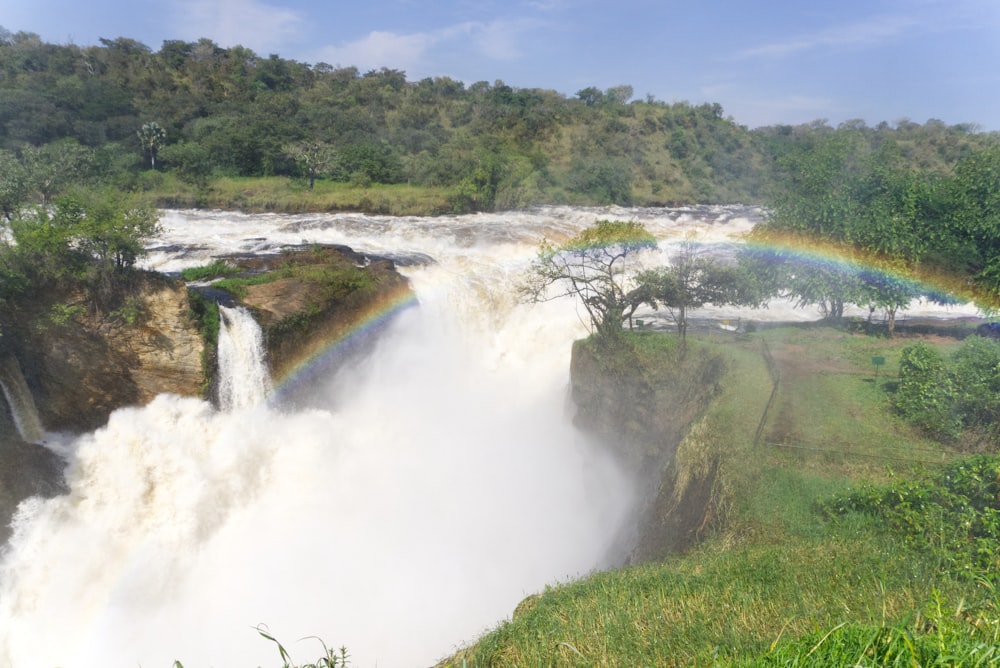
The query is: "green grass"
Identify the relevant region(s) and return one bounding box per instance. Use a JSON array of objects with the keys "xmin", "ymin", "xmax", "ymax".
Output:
[
  {"xmin": 140, "ymin": 176, "xmax": 459, "ymax": 216},
  {"xmin": 180, "ymin": 260, "xmax": 241, "ymax": 282},
  {"xmin": 441, "ymin": 325, "xmax": 1000, "ymax": 667},
  {"xmin": 211, "ymin": 259, "xmax": 376, "ymax": 301}
]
